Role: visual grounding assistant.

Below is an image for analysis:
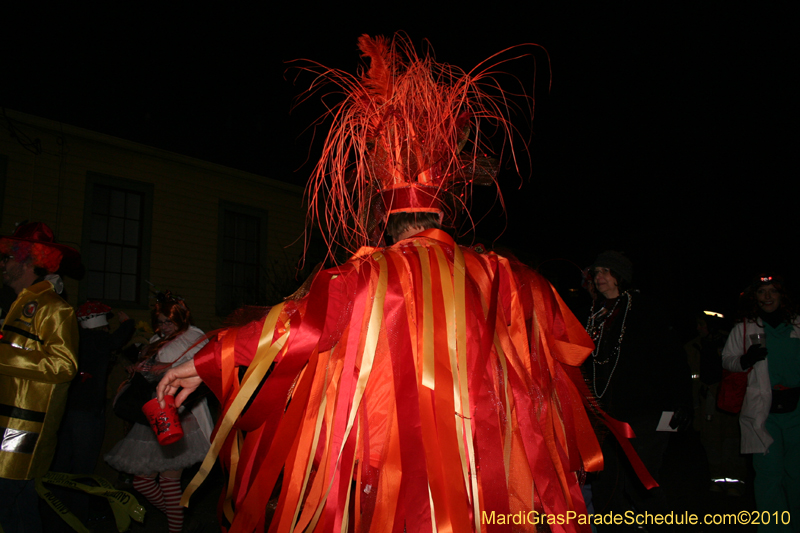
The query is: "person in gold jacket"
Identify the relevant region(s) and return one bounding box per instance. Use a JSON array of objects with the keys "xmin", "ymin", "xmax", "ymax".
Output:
[{"xmin": 0, "ymin": 222, "xmax": 79, "ymax": 533}]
